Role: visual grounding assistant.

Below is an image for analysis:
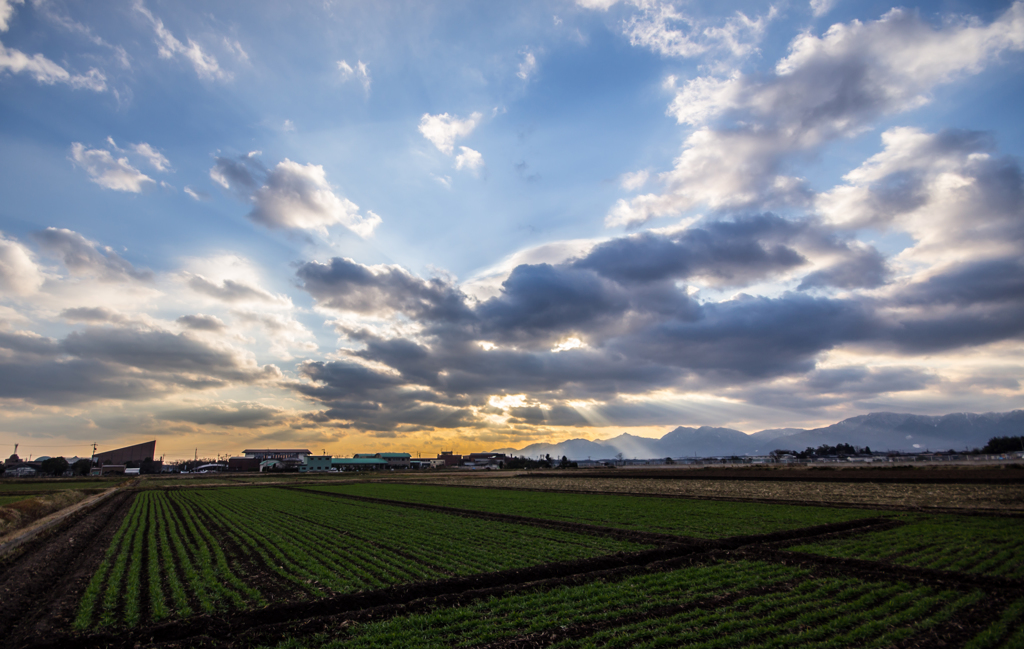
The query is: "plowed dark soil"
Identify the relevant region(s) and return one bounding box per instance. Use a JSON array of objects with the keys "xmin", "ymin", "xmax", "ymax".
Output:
[
  {"xmin": 537, "ymin": 466, "xmax": 1024, "ymax": 483},
  {"xmin": 0, "ymin": 490, "xmax": 134, "ymax": 649}
]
